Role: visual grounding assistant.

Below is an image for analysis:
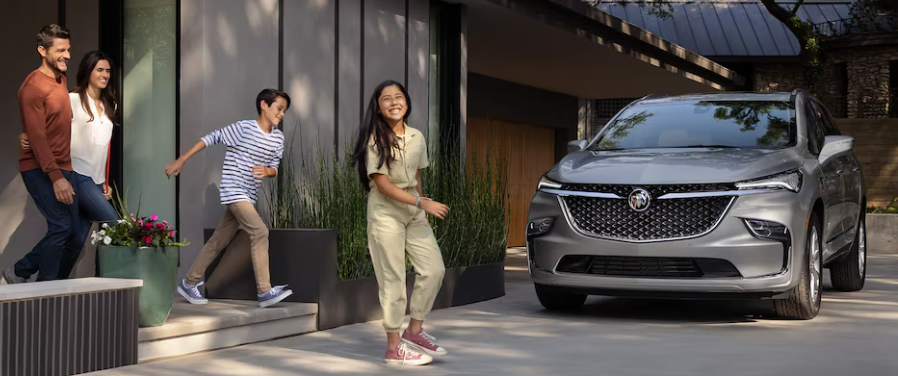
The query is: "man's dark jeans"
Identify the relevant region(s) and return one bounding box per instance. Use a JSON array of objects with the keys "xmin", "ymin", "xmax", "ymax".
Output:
[{"xmin": 14, "ymin": 169, "xmax": 90, "ymax": 281}]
